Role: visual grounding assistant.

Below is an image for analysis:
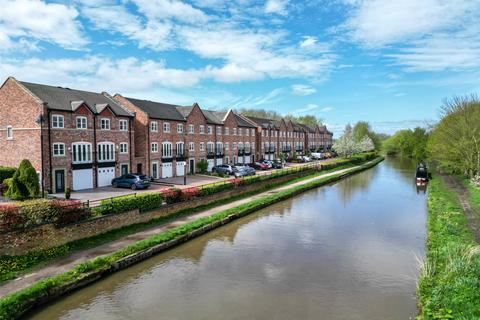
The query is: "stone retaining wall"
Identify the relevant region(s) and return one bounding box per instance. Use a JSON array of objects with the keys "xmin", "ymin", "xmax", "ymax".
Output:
[{"xmin": 0, "ymin": 170, "xmax": 313, "ymax": 255}]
